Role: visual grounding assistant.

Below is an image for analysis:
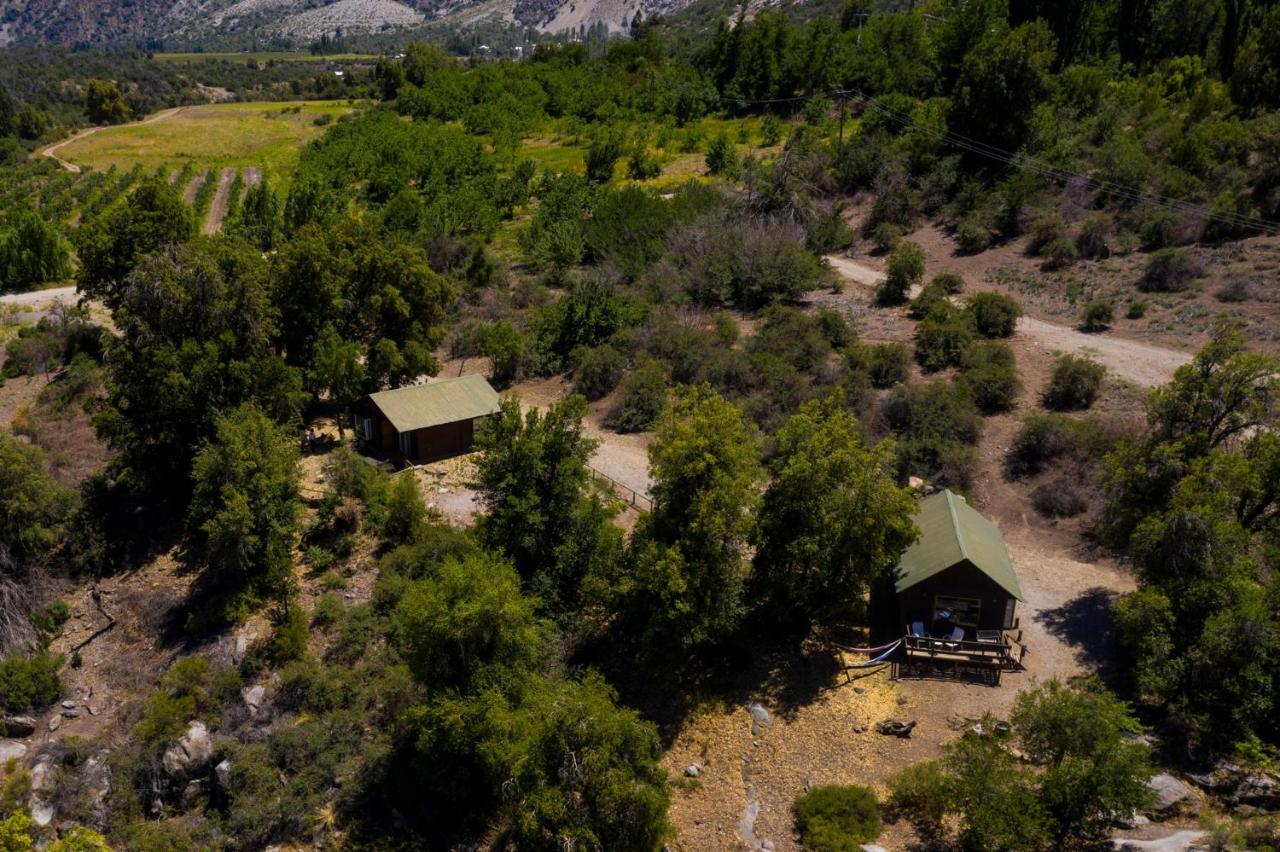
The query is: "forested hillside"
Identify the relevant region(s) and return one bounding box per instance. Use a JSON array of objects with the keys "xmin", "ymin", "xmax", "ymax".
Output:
[{"xmin": 1, "ymin": 1, "xmax": 1280, "ymax": 849}]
